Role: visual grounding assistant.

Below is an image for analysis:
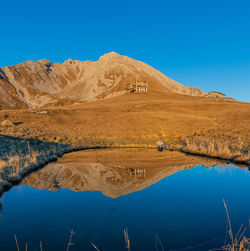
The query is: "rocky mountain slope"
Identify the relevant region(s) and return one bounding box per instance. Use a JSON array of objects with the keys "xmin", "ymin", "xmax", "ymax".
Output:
[
  {"xmin": 0, "ymin": 52, "xmax": 206, "ymax": 109},
  {"xmin": 22, "ymin": 149, "xmax": 219, "ymax": 198}
]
